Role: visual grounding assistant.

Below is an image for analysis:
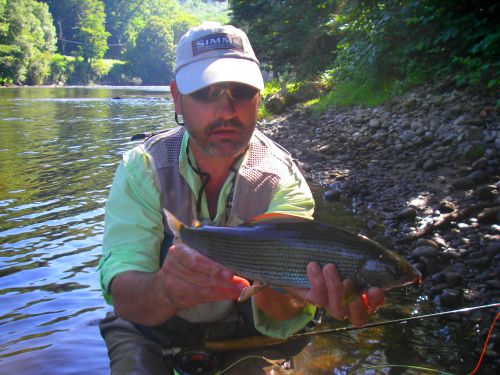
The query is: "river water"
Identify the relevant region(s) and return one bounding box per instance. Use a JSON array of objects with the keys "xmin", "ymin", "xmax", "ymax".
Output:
[{"xmin": 0, "ymin": 87, "xmax": 492, "ymax": 374}]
